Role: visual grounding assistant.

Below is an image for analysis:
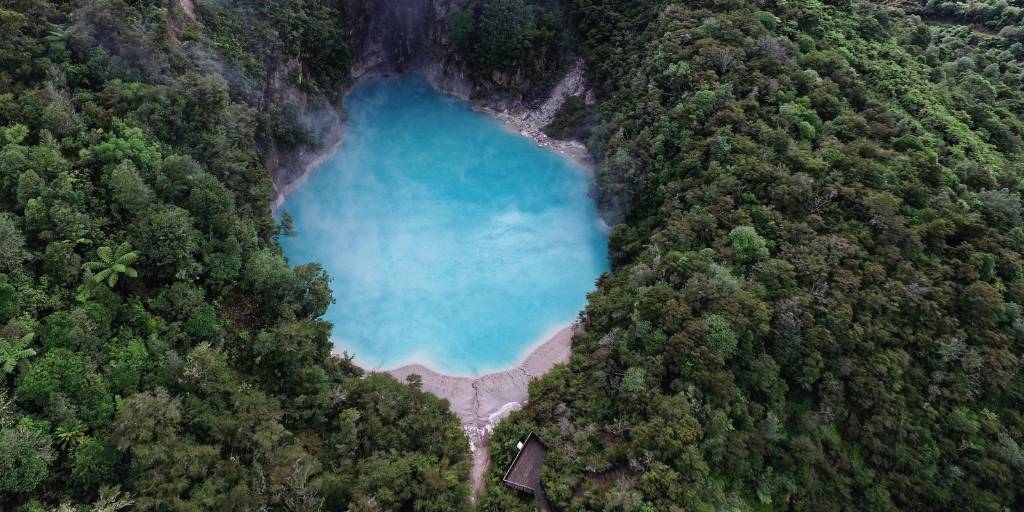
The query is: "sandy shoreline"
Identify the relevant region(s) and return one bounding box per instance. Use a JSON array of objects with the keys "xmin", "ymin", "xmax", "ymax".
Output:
[
  {"xmin": 382, "ymin": 324, "xmax": 575, "ymax": 497},
  {"xmin": 384, "ymin": 324, "xmax": 574, "ymax": 423}
]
